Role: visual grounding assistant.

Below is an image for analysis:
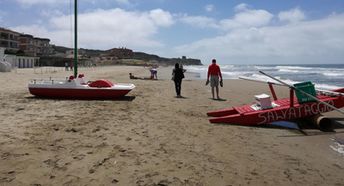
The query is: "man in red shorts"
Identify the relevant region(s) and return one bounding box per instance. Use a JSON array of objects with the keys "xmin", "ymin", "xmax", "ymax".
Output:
[{"xmin": 206, "ymin": 59, "xmax": 223, "ymax": 100}]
